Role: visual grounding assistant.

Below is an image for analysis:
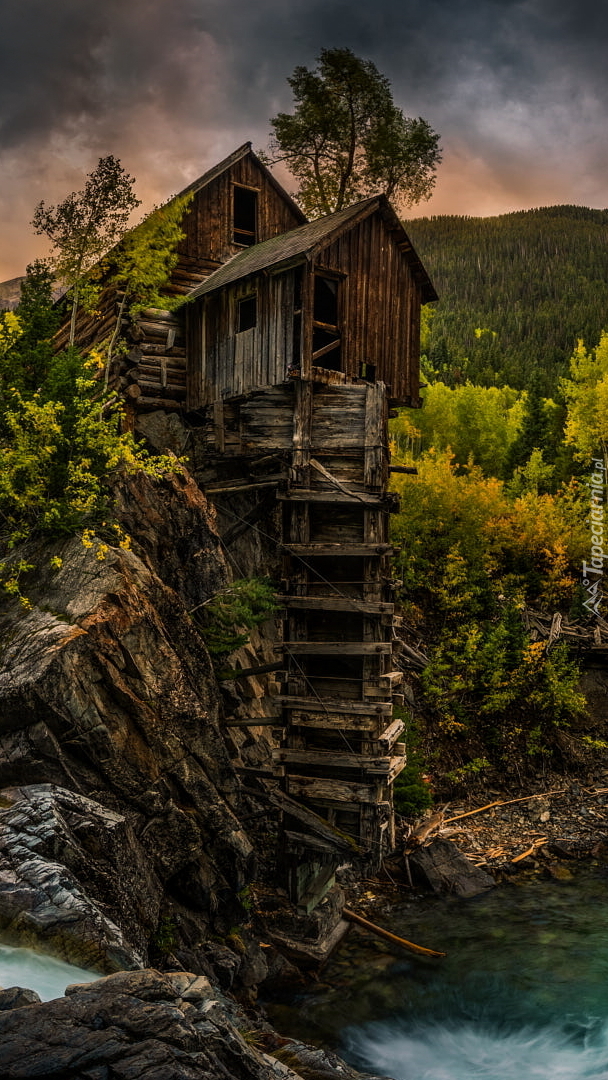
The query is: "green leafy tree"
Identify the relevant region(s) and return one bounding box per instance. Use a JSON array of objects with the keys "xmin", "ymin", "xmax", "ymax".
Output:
[
  {"xmin": 99, "ymin": 193, "xmax": 193, "ymax": 387},
  {"xmin": 267, "ymin": 48, "xmax": 441, "ymax": 217},
  {"xmin": 32, "ymin": 156, "xmax": 140, "ymax": 347},
  {"xmin": 391, "ymin": 381, "xmax": 525, "ymax": 479},
  {"xmin": 561, "ymin": 332, "xmax": 608, "ymax": 467}
]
